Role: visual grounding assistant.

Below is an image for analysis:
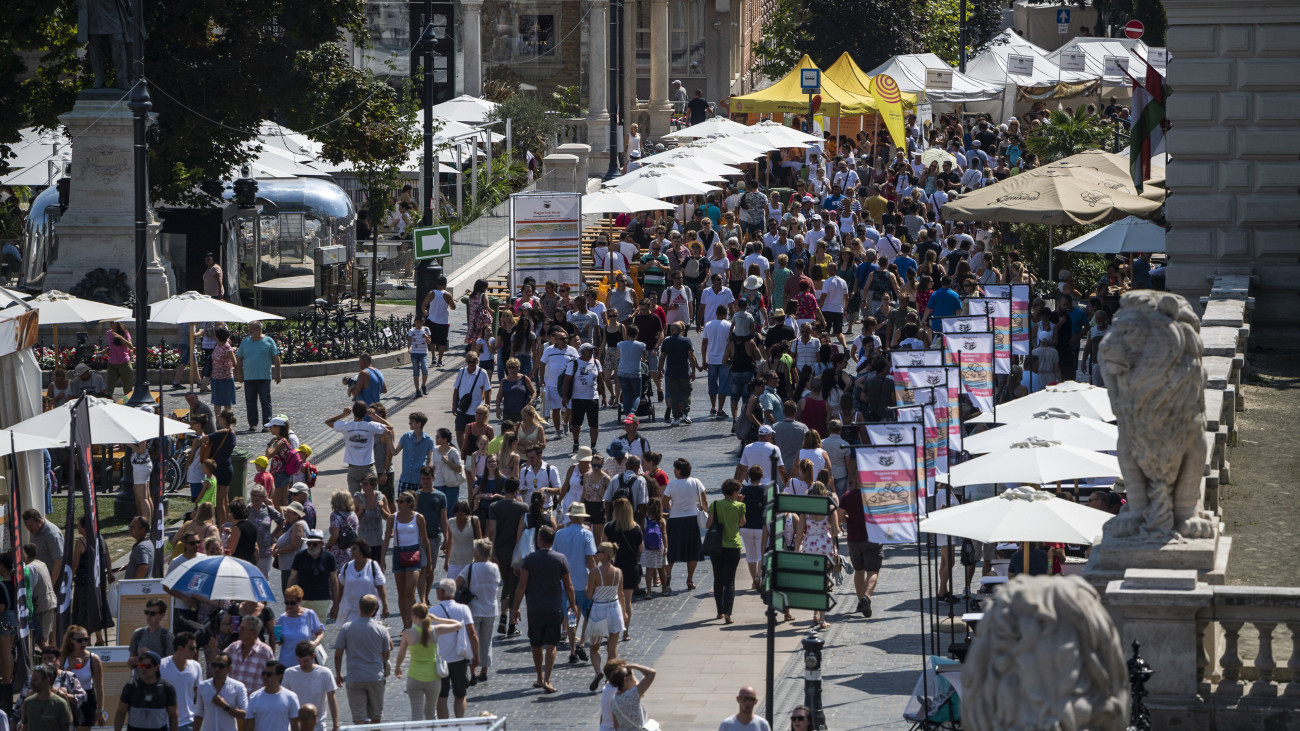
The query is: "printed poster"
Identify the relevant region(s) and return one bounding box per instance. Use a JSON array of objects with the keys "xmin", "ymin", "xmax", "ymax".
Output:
[
  {"xmin": 967, "ymin": 297, "xmax": 1012, "ymax": 374},
  {"xmin": 88, "ymin": 646, "xmax": 131, "ymax": 724},
  {"xmin": 866, "ymin": 418, "xmax": 934, "ymax": 497},
  {"xmin": 510, "ymin": 192, "xmax": 583, "ymax": 290},
  {"xmin": 983, "ymin": 284, "xmax": 1032, "ymax": 356},
  {"xmin": 855, "ymin": 445, "xmax": 920, "ymax": 543},
  {"xmin": 116, "ymin": 579, "xmax": 171, "ymax": 642},
  {"xmin": 942, "ymin": 332, "xmax": 996, "ymax": 416}
]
